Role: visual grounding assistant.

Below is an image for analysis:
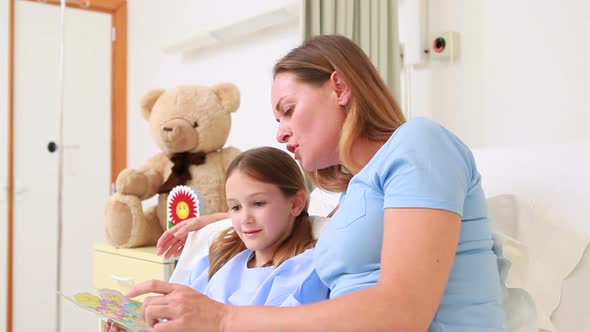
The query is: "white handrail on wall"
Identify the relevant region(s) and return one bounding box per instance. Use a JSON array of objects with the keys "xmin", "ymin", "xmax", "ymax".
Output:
[{"xmin": 161, "ymin": 1, "xmax": 299, "ymax": 54}]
